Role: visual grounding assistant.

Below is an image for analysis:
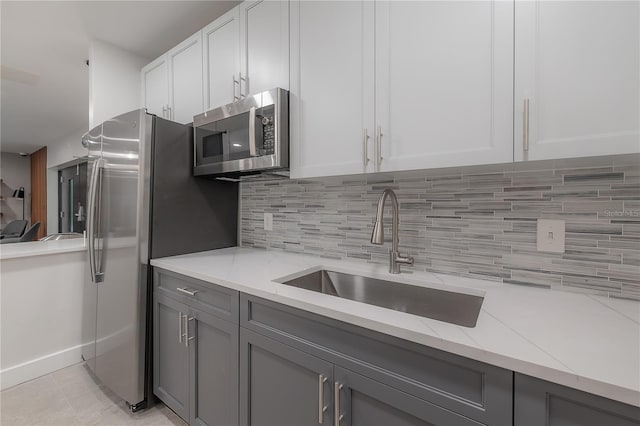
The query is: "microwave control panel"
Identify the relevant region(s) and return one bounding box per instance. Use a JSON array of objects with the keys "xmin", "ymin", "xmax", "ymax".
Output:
[{"xmin": 260, "ymin": 116, "xmax": 275, "ymax": 156}]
